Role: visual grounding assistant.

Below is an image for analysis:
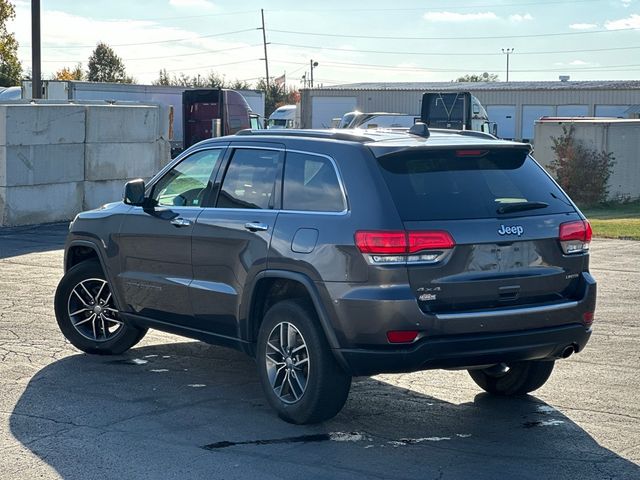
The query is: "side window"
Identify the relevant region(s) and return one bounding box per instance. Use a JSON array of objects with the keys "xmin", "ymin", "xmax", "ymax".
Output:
[
  {"xmin": 283, "ymin": 152, "xmax": 345, "ymax": 212},
  {"xmin": 217, "ymin": 149, "xmax": 280, "ymax": 209},
  {"xmin": 152, "ymin": 149, "xmax": 223, "ymax": 207}
]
